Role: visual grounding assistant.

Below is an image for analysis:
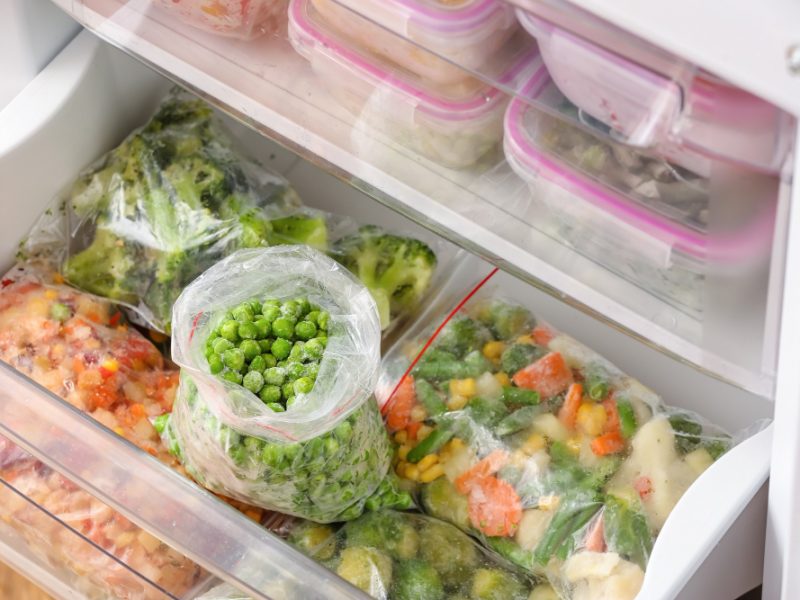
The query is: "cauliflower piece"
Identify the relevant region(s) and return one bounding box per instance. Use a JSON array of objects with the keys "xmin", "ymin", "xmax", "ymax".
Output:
[
  {"xmin": 515, "ymin": 509, "xmax": 553, "ymax": 551},
  {"xmin": 564, "ymin": 551, "xmax": 644, "ymax": 600}
]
